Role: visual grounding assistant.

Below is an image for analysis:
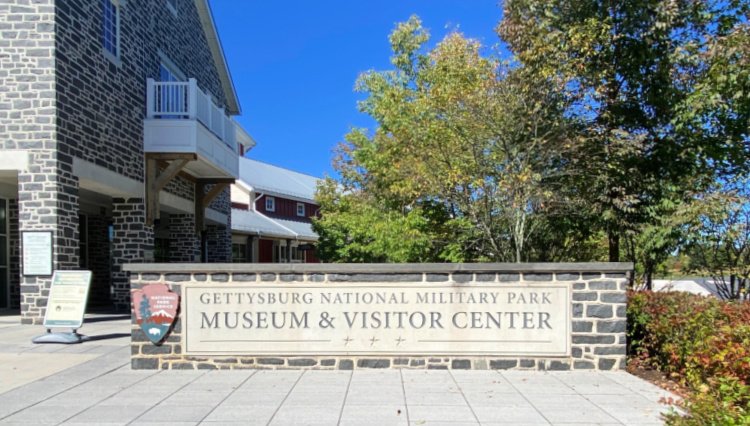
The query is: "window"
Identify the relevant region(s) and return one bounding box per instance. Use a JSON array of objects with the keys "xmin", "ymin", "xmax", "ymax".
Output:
[
  {"xmin": 158, "ymin": 60, "xmax": 186, "ymax": 117},
  {"xmin": 166, "ymin": 0, "xmax": 178, "ymax": 15},
  {"xmin": 154, "ymin": 238, "xmax": 170, "ymax": 262},
  {"xmin": 272, "ymin": 241, "xmax": 304, "ymax": 263},
  {"xmin": 232, "ymin": 243, "xmax": 246, "ymax": 263},
  {"xmin": 296, "ymin": 202, "xmax": 305, "ymax": 217},
  {"xmin": 102, "ymin": 0, "xmax": 120, "ymax": 61},
  {"xmin": 265, "ymin": 196, "xmax": 275, "ymax": 212}
]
